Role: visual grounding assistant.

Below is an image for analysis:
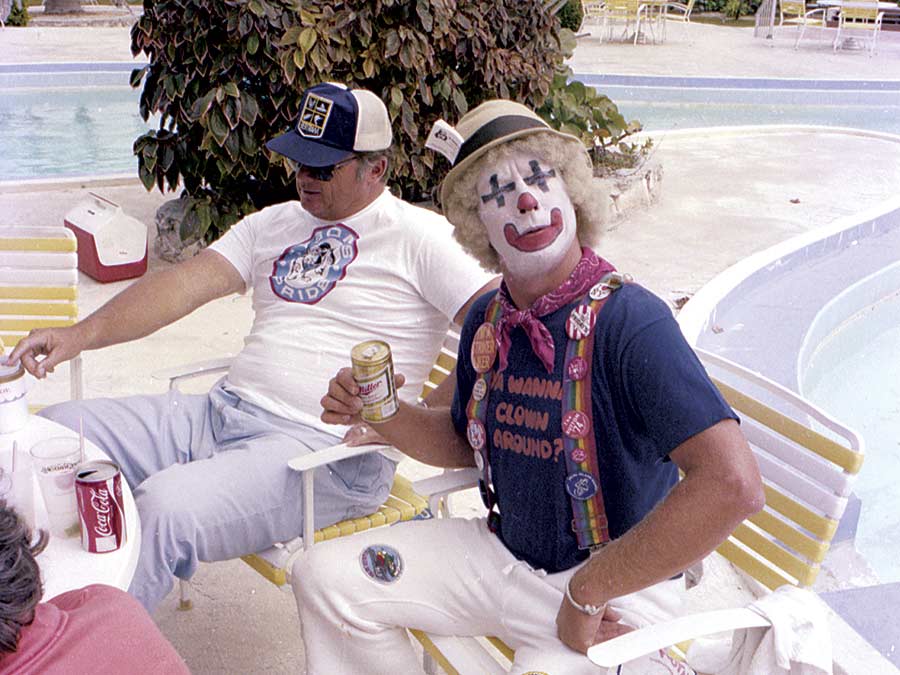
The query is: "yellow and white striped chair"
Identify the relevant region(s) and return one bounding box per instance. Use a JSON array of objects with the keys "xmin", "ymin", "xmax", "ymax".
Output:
[
  {"xmin": 0, "ymin": 226, "xmax": 83, "ymax": 404},
  {"xmin": 406, "ymin": 348, "xmax": 864, "ymax": 673}
]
